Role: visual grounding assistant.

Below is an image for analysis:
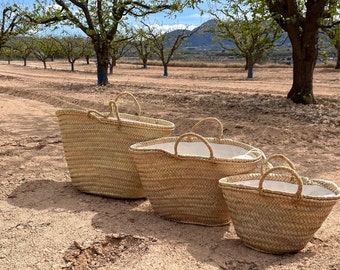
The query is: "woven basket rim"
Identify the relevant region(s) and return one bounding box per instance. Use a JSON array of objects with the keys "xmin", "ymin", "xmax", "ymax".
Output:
[
  {"xmin": 219, "ymin": 172, "xmax": 340, "ymax": 201},
  {"xmin": 130, "ymin": 135, "xmax": 263, "ymax": 163},
  {"xmin": 56, "ymin": 109, "xmax": 175, "ymax": 130}
]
